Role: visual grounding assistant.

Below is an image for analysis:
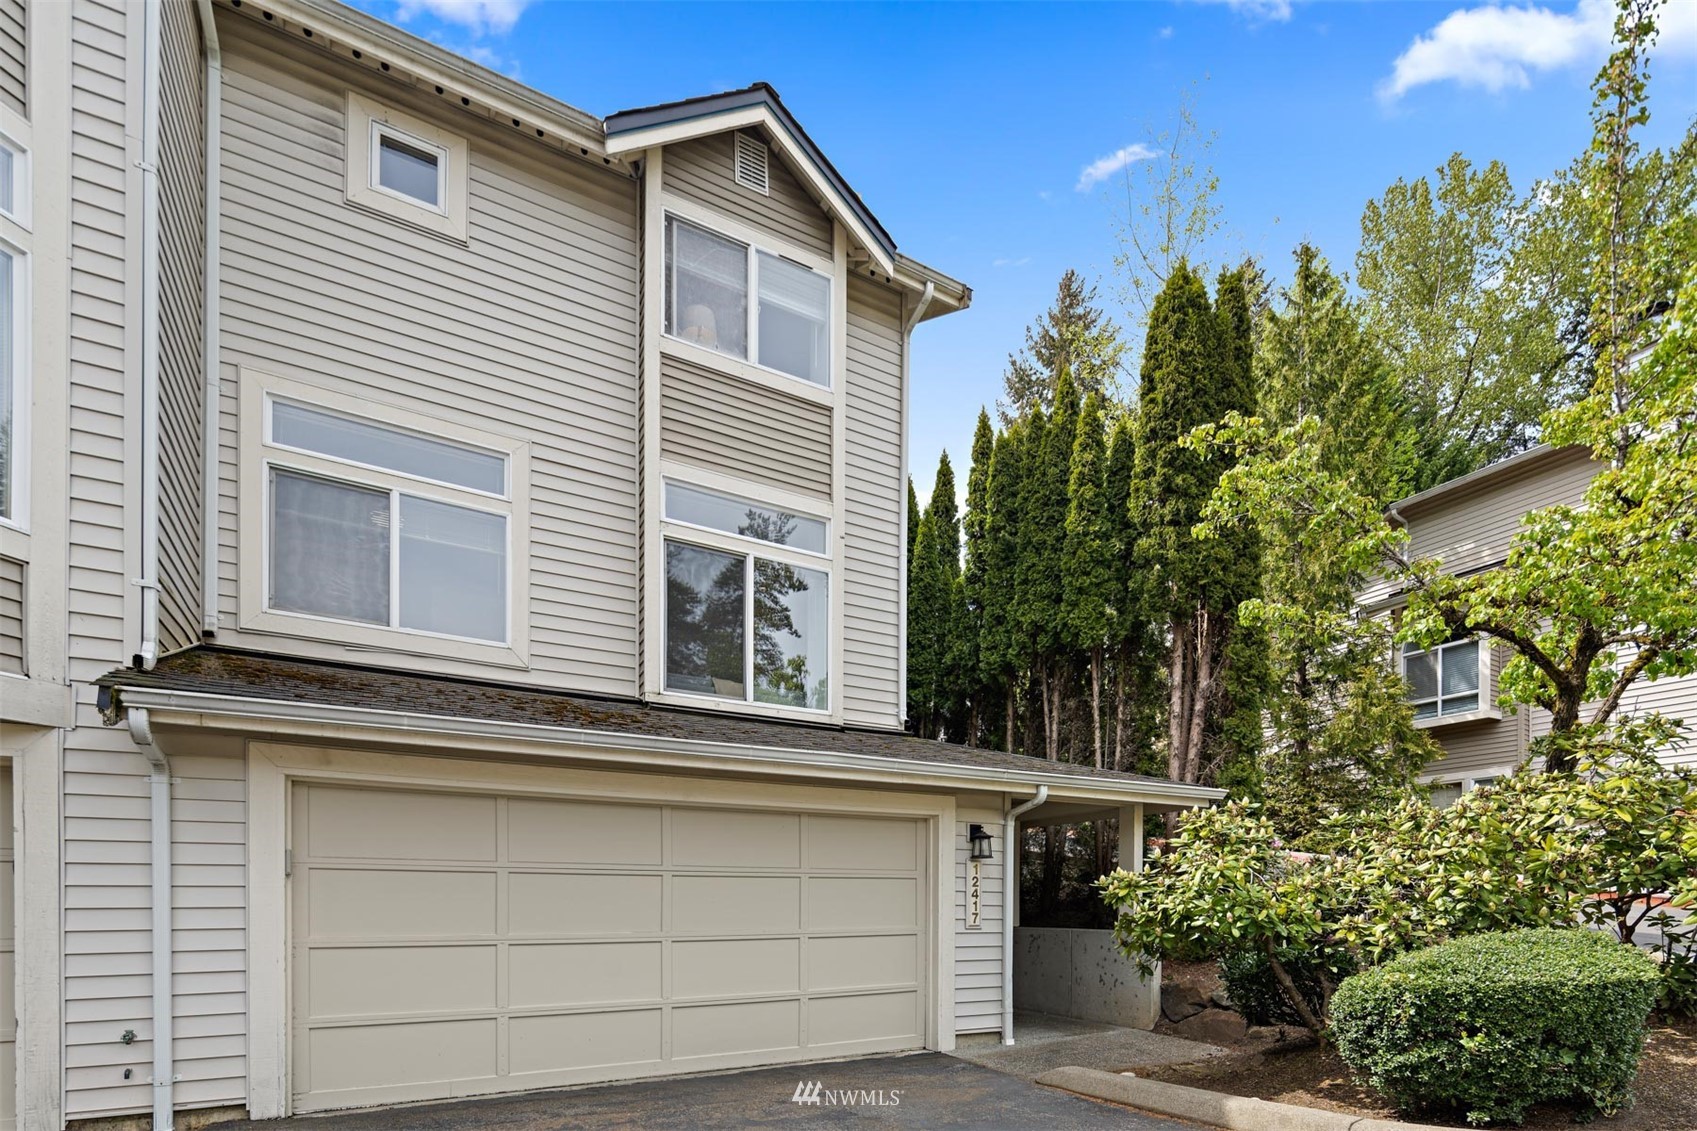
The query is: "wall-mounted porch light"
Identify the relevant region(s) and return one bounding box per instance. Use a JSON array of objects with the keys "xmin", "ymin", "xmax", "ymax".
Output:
[{"xmin": 968, "ymin": 823, "xmax": 994, "ymax": 861}]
